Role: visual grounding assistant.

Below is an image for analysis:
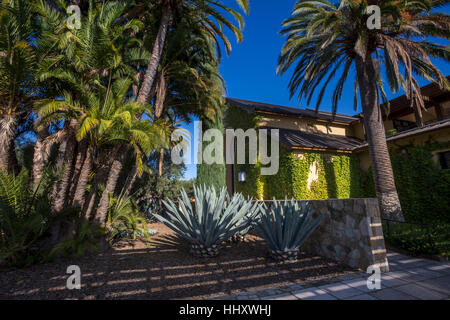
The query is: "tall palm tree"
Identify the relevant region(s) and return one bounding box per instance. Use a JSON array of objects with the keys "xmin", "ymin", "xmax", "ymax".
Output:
[
  {"xmin": 34, "ymin": 0, "xmax": 149, "ymax": 209},
  {"xmin": 148, "ymin": 14, "xmax": 227, "ymax": 174},
  {"xmin": 136, "ymin": 0, "xmax": 249, "ymax": 104},
  {"xmin": 81, "ymin": 79, "xmax": 168, "ymax": 226},
  {"xmin": 278, "ymin": 0, "xmax": 449, "ymax": 221},
  {"xmin": 0, "ymin": 0, "xmax": 36, "ymax": 173}
]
